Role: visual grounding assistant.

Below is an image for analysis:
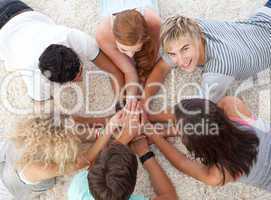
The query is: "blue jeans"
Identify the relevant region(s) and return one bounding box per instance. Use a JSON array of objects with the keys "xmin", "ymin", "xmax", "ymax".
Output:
[
  {"xmin": 265, "ymin": 0, "xmax": 271, "ymax": 8},
  {"xmin": 0, "ymin": 0, "xmax": 32, "ymax": 29}
]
